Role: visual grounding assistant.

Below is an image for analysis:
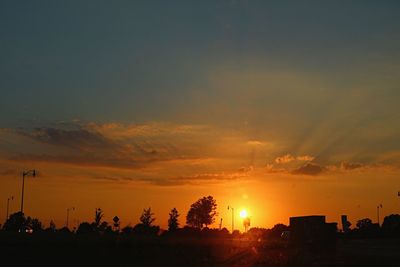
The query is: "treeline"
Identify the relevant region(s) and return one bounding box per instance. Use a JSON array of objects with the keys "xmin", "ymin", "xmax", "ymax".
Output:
[
  {"xmin": 340, "ymin": 215, "xmax": 400, "ymax": 238},
  {"xmin": 1, "ymin": 195, "xmax": 225, "ymax": 237}
]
